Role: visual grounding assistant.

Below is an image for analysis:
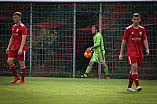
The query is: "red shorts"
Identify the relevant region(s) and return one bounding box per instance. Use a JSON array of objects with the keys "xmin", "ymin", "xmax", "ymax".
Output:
[
  {"xmin": 128, "ymin": 56, "xmax": 143, "ymax": 65},
  {"xmin": 8, "ymin": 50, "xmax": 27, "ymax": 61}
]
